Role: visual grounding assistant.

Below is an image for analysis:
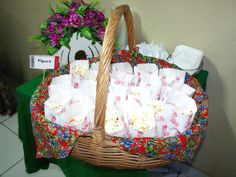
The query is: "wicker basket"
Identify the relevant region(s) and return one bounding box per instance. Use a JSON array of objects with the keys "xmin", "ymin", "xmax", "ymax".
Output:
[
  {"xmin": 70, "ymin": 5, "xmax": 172, "ymax": 169},
  {"xmin": 30, "ymin": 4, "xmax": 207, "ymax": 169}
]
